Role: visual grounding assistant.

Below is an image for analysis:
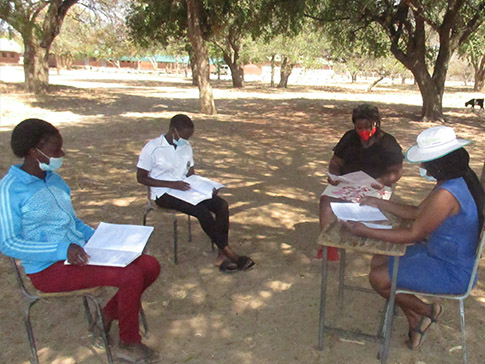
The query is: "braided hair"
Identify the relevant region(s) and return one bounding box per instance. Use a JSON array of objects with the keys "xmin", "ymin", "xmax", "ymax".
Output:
[
  {"xmin": 351, "ymin": 104, "xmax": 381, "ymax": 130},
  {"xmin": 424, "ymin": 148, "xmax": 484, "ymax": 234}
]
